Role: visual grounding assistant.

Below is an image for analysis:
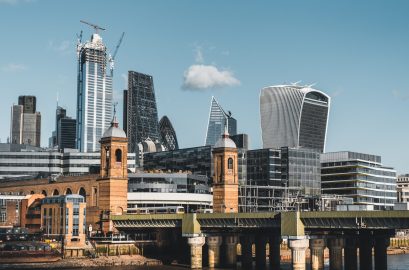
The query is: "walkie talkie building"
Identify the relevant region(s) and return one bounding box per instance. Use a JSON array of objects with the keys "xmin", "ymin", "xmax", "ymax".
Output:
[
  {"xmin": 76, "ymin": 33, "xmax": 113, "ymax": 152},
  {"xmin": 260, "ymin": 85, "xmax": 330, "ymax": 152}
]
